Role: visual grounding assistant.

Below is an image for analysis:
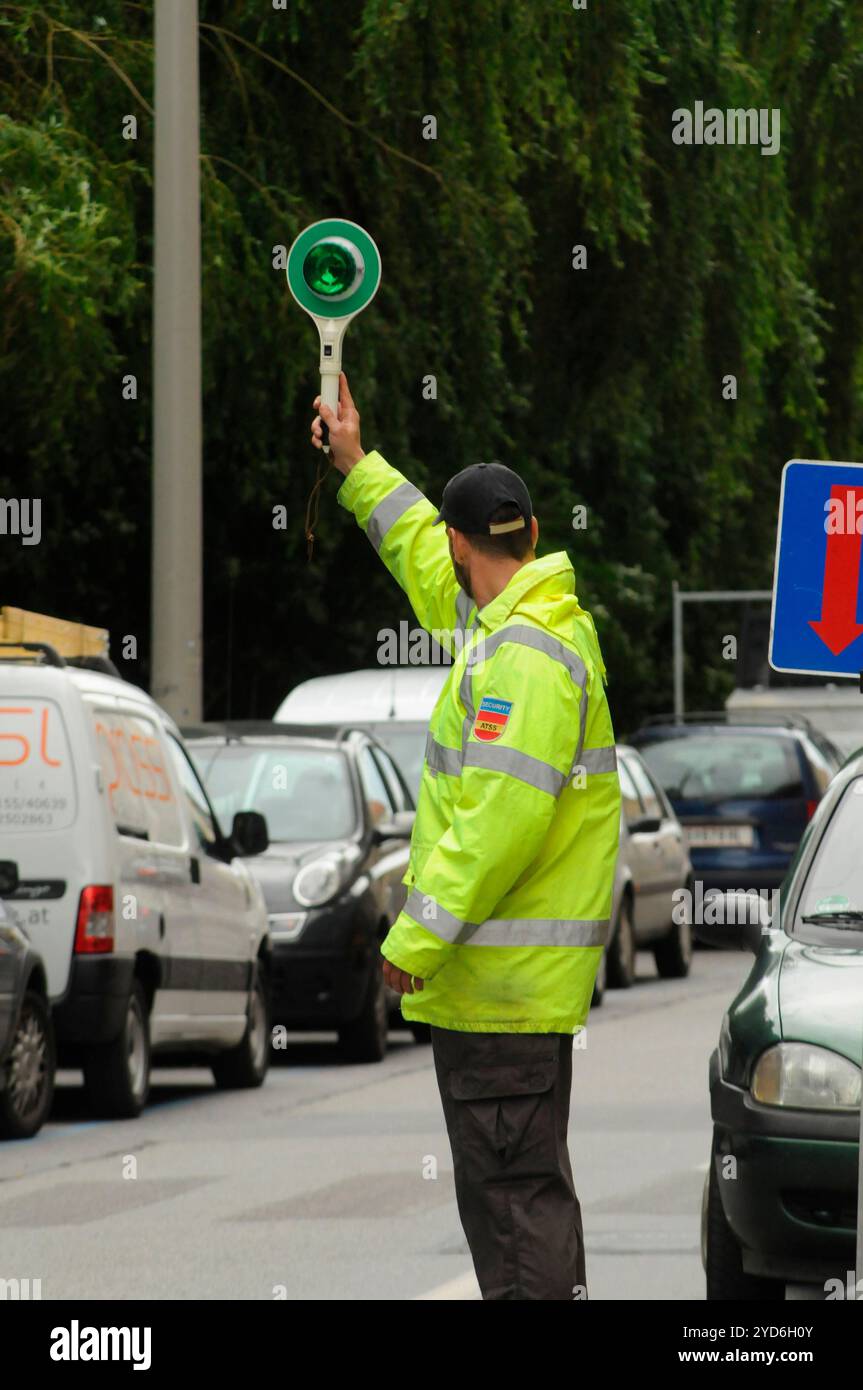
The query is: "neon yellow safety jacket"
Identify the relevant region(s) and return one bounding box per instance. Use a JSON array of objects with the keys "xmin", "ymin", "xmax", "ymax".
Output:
[{"xmin": 338, "ymin": 450, "xmax": 621, "ymax": 1034}]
